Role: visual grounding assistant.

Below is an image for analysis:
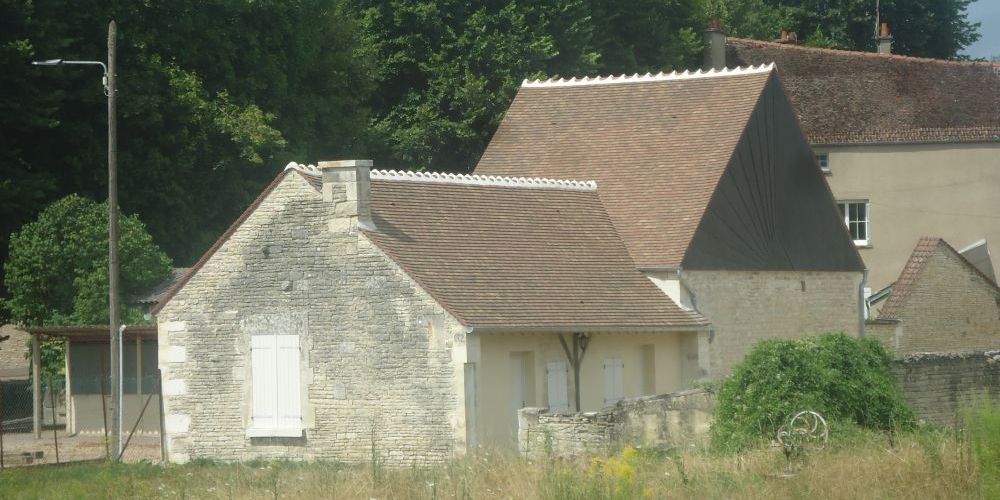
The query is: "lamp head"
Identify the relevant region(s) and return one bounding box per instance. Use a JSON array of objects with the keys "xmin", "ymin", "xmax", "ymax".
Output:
[{"xmin": 31, "ymin": 59, "xmax": 63, "ymax": 66}]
